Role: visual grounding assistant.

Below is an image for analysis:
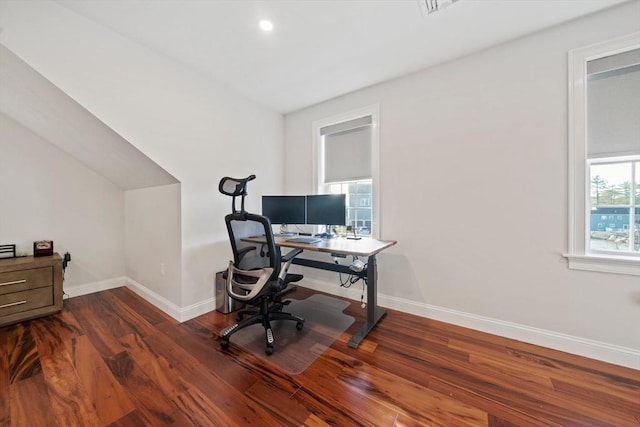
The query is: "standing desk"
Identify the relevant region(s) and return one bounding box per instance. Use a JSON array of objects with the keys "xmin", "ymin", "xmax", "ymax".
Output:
[{"xmin": 242, "ymin": 235, "xmax": 397, "ymax": 348}]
